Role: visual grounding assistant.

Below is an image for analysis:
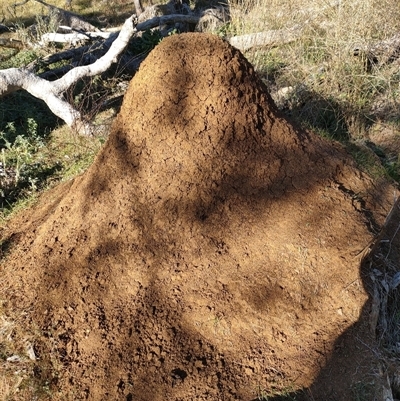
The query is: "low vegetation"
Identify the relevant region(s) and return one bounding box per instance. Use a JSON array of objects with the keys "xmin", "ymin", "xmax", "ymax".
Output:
[{"xmin": 0, "ymin": 0, "xmax": 399, "ymax": 399}]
